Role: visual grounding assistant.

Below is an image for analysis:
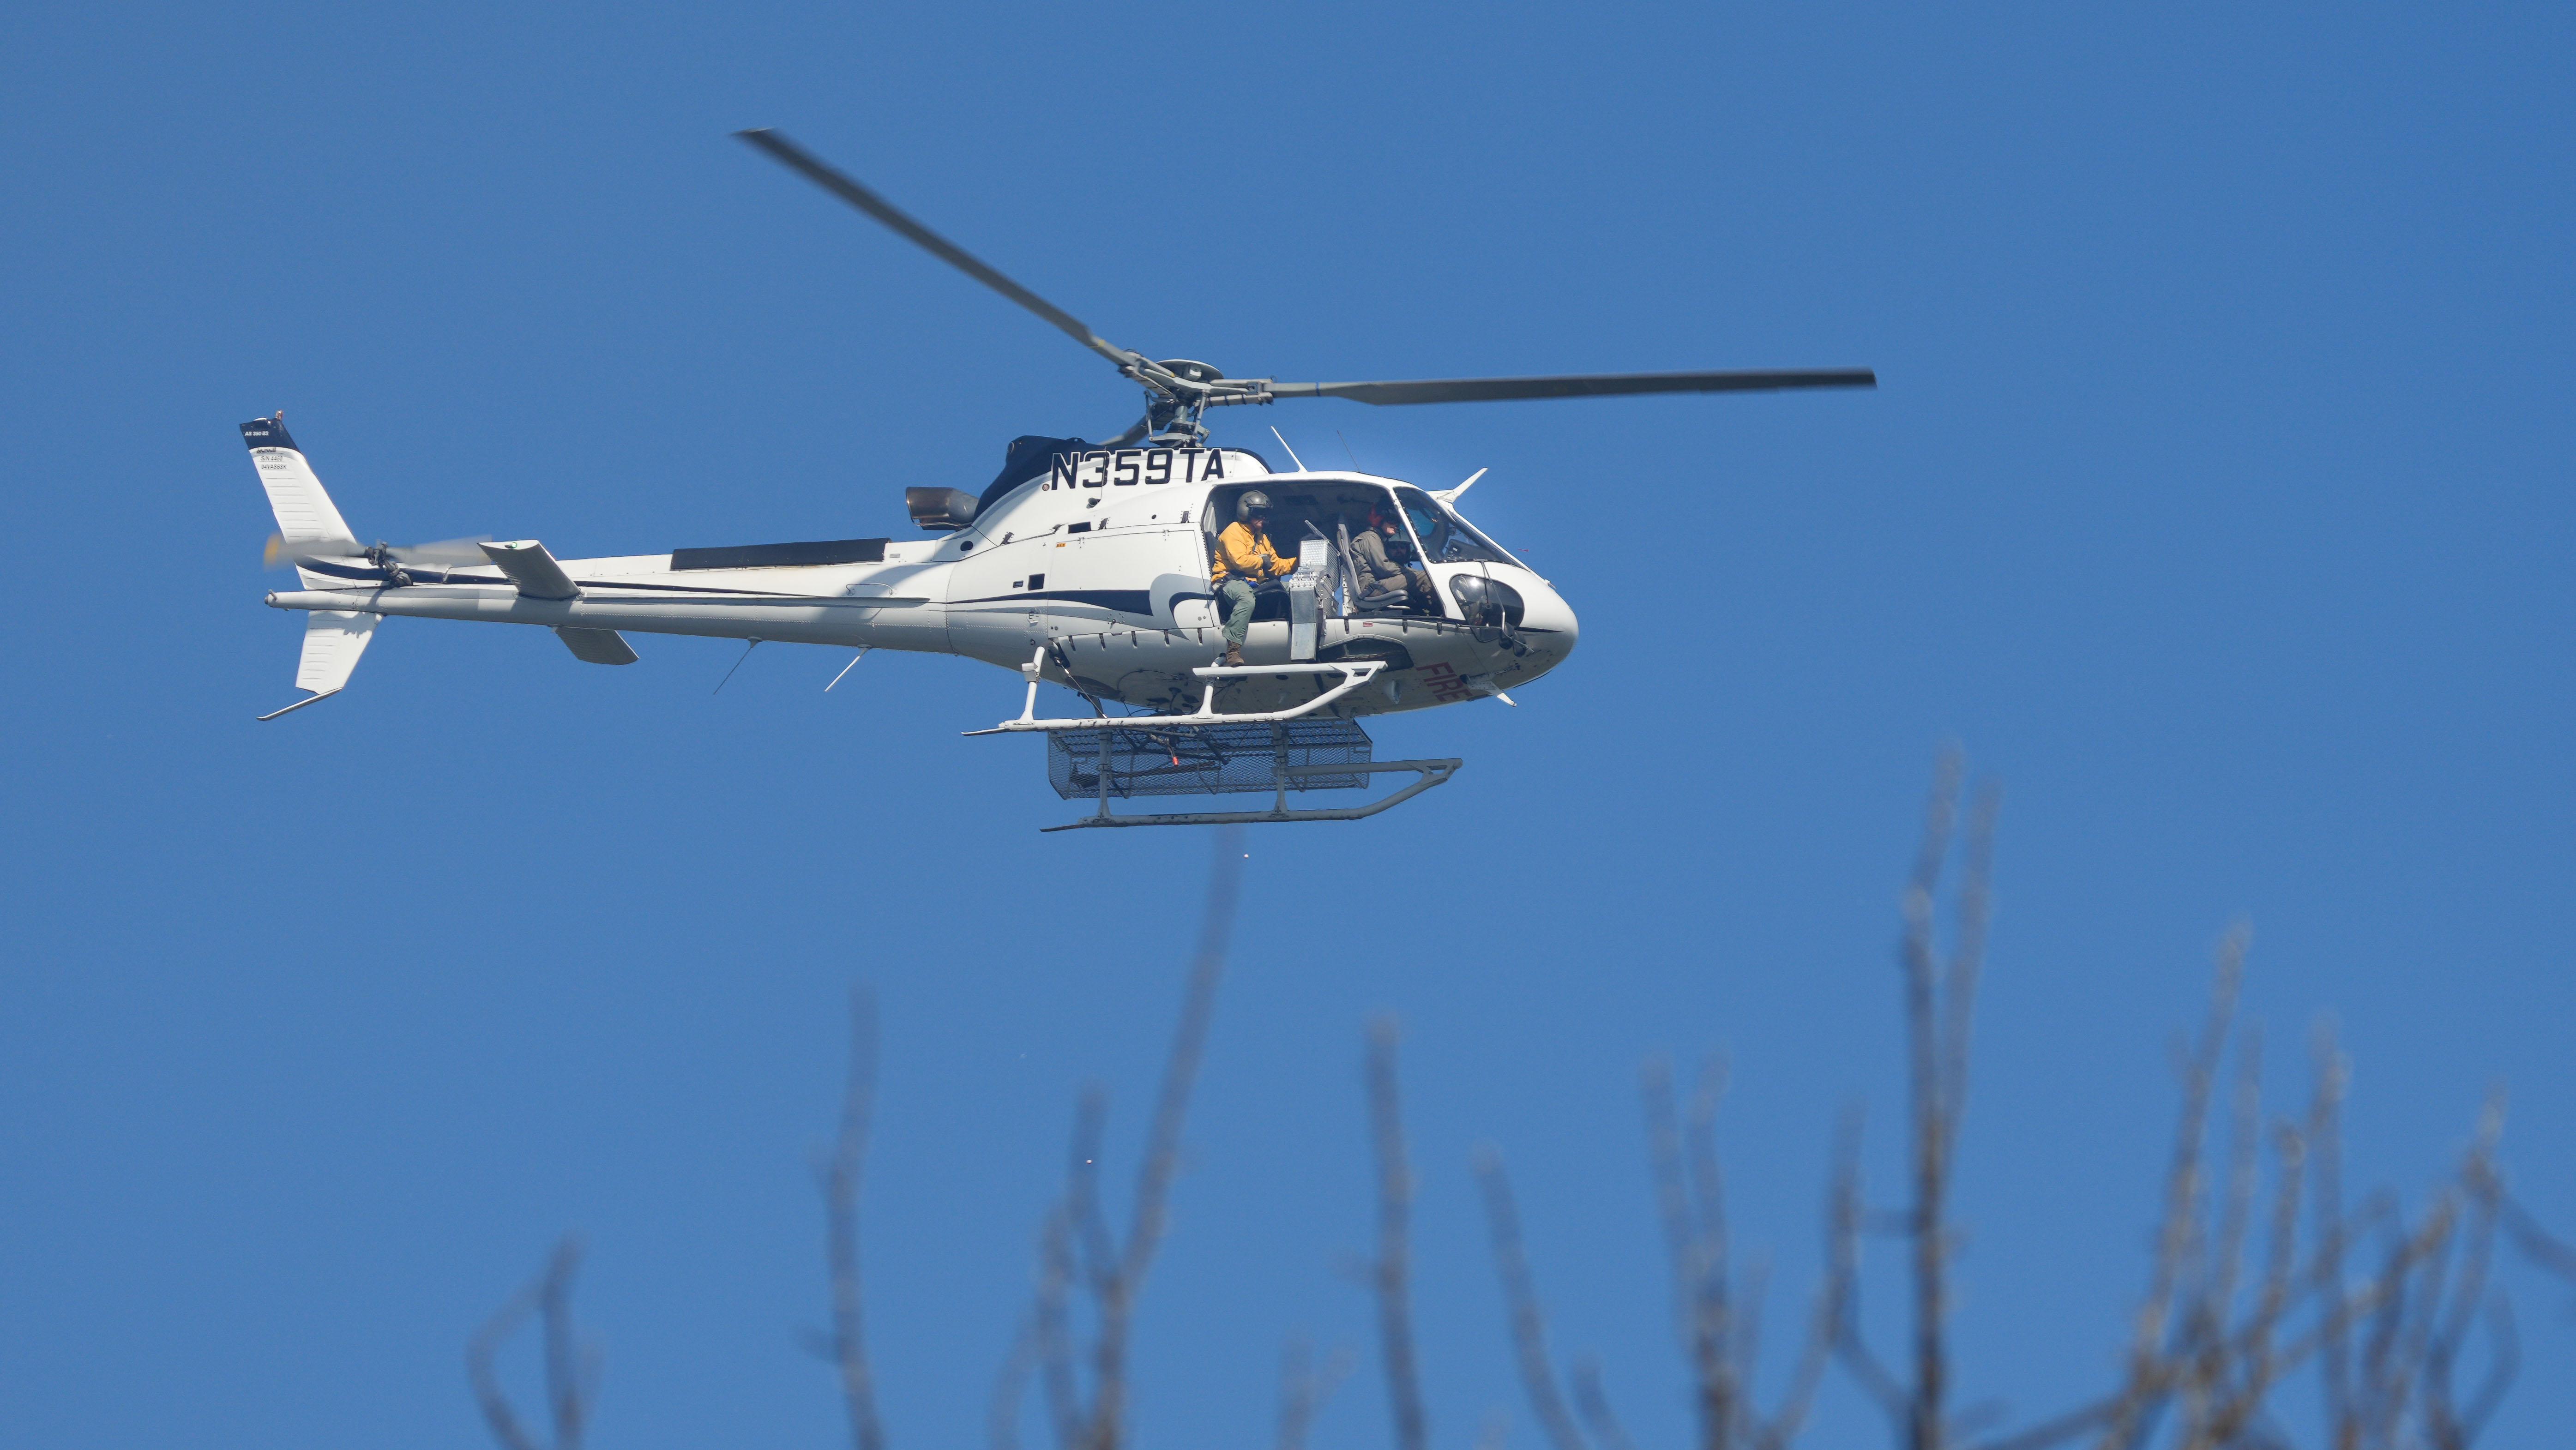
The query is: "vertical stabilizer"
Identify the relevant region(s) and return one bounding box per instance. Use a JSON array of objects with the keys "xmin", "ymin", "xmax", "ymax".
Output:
[{"xmin": 243, "ymin": 415, "xmax": 361, "ymax": 588}]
